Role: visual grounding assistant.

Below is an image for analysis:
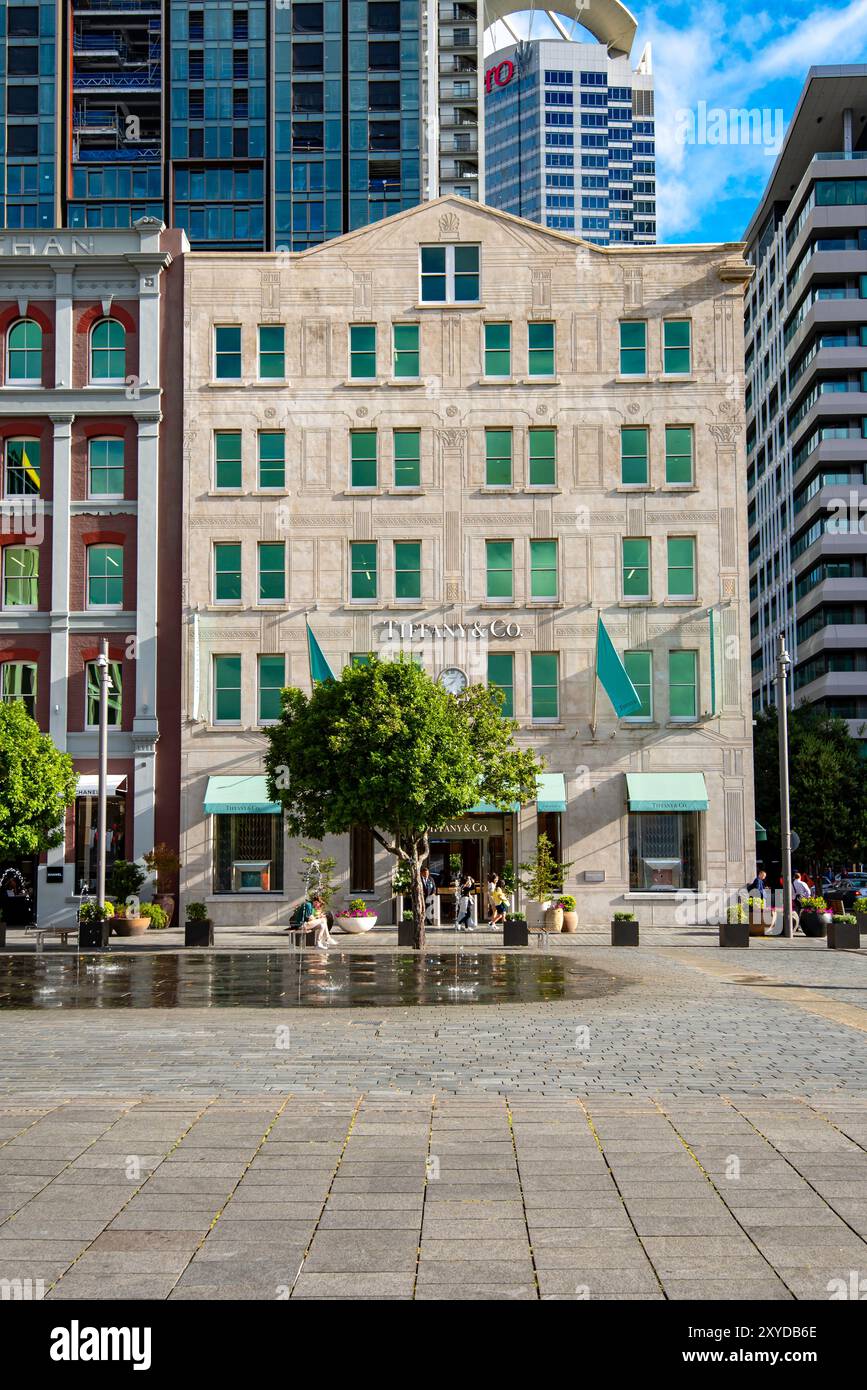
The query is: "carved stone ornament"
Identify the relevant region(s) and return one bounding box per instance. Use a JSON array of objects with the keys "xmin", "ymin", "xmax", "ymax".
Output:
[{"xmin": 438, "ymin": 212, "xmax": 461, "ymax": 240}]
